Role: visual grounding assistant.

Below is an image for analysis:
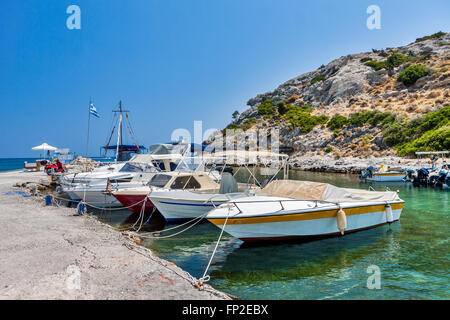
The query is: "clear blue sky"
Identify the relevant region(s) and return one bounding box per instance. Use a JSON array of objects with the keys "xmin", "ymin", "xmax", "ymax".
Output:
[{"xmin": 1, "ymin": 0, "xmax": 449, "ymax": 157}]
